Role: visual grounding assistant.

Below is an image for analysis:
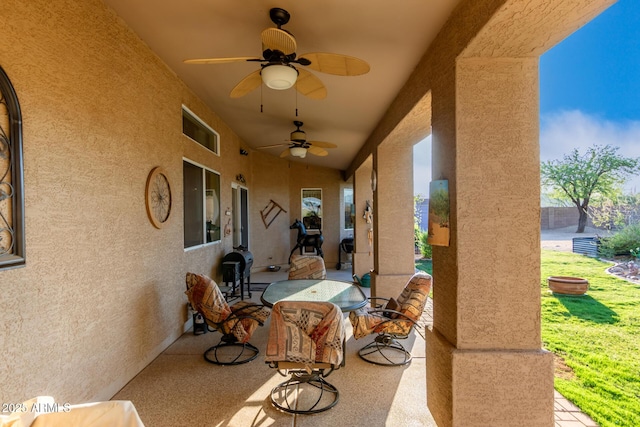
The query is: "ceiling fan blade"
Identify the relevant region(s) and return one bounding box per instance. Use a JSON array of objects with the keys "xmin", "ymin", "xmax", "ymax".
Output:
[
  {"xmin": 309, "ymin": 140, "xmax": 337, "ymax": 149},
  {"xmin": 300, "ymin": 52, "xmax": 370, "ymax": 76},
  {"xmin": 261, "ymin": 28, "xmax": 296, "ymax": 55},
  {"xmin": 295, "ymin": 69, "xmax": 327, "ymax": 100},
  {"xmin": 280, "ymin": 148, "xmax": 291, "ymax": 158},
  {"xmin": 308, "ymin": 146, "xmax": 329, "ymax": 157},
  {"xmin": 184, "ymin": 56, "xmax": 260, "ymax": 65},
  {"xmin": 257, "ymin": 143, "xmax": 290, "ymax": 150},
  {"xmin": 230, "ymin": 70, "xmax": 262, "ymax": 98}
]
